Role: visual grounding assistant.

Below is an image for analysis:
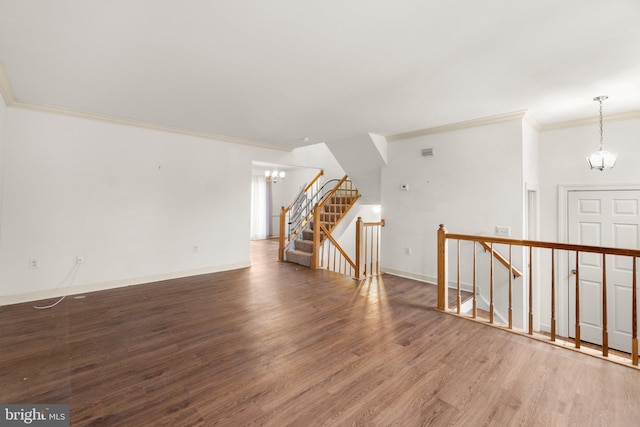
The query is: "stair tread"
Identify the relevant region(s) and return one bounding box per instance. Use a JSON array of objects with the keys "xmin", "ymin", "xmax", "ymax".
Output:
[
  {"xmin": 287, "ymin": 249, "xmax": 312, "ymax": 256},
  {"xmin": 286, "ymin": 248, "xmax": 312, "ymax": 267}
]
